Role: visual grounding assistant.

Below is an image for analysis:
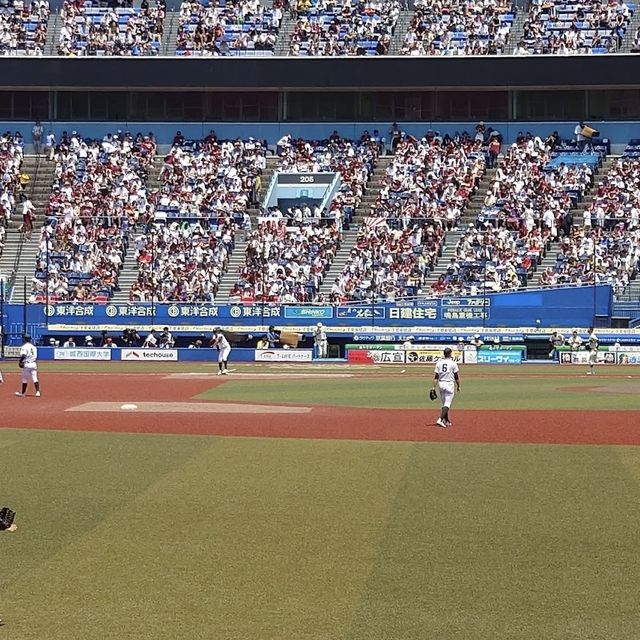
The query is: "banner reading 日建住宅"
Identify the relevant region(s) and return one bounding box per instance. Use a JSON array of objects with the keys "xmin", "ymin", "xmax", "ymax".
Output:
[{"xmin": 17, "ymin": 285, "xmax": 613, "ymax": 331}]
